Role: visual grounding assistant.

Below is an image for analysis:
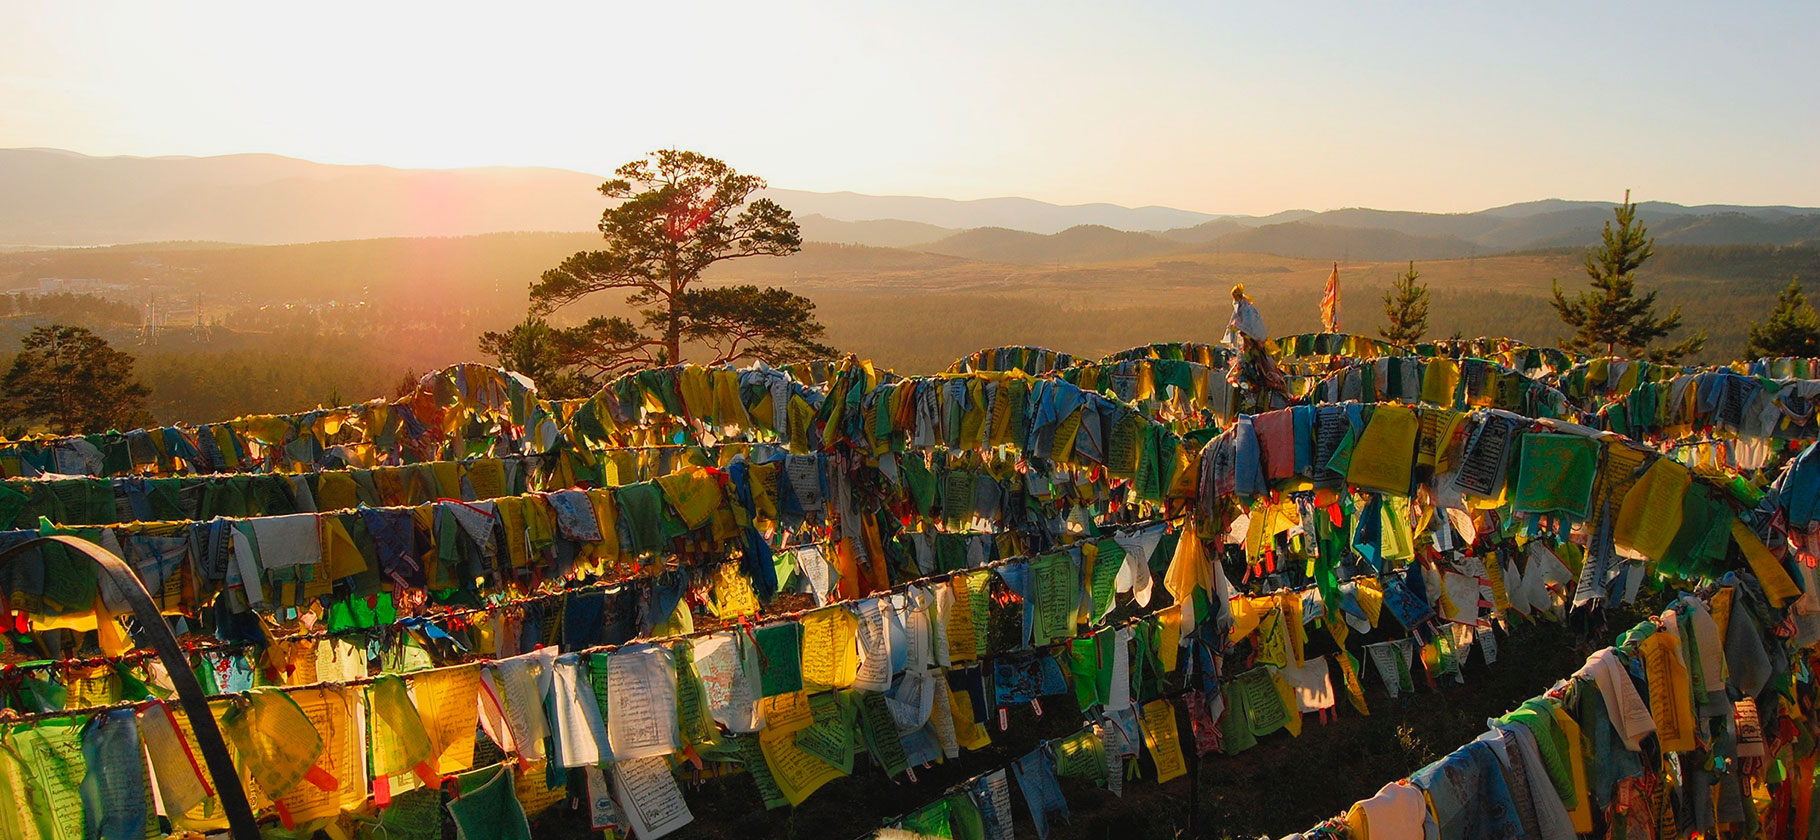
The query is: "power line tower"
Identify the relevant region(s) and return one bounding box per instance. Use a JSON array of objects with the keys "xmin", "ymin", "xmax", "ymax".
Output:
[
  {"xmin": 195, "ymin": 292, "xmax": 209, "ymax": 343},
  {"xmin": 141, "ymin": 293, "xmax": 157, "ymax": 346}
]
